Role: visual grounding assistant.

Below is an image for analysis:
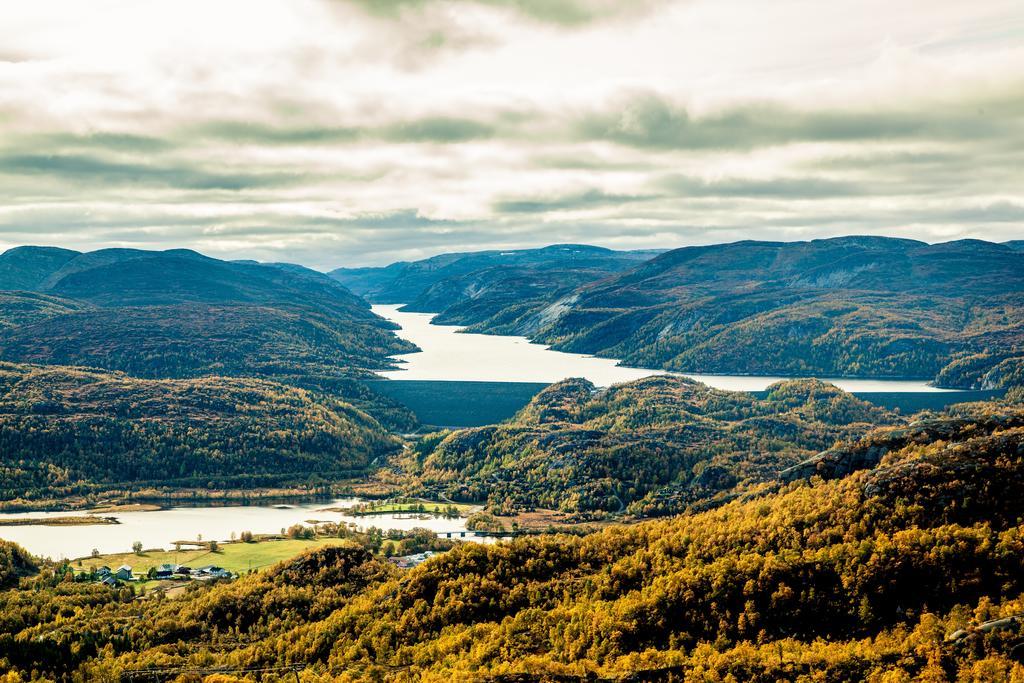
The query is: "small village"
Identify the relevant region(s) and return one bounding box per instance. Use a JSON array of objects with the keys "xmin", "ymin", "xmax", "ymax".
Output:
[{"xmin": 86, "ymin": 562, "xmax": 234, "ymax": 586}]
